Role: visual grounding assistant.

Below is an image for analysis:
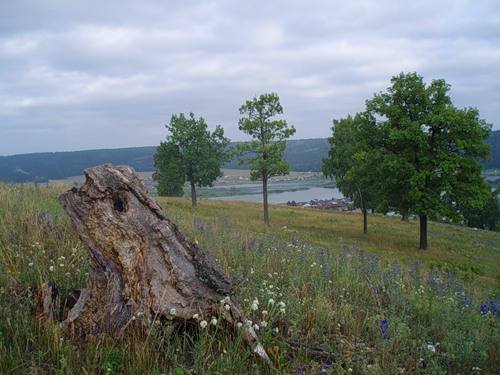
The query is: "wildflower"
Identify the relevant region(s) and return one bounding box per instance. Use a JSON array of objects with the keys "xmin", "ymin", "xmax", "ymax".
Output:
[
  {"xmin": 200, "ymin": 320, "xmax": 208, "ymax": 328},
  {"xmin": 220, "ymin": 296, "xmax": 230, "ymax": 304},
  {"xmin": 28, "ymin": 262, "xmax": 34, "ymax": 267},
  {"xmin": 251, "ymin": 299, "xmax": 259, "ymax": 311},
  {"xmin": 280, "ymin": 308, "xmax": 286, "ymax": 314},
  {"xmin": 253, "ymin": 323, "xmax": 260, "ymax": 331},
  {"xmin": 479, "ymin": 297, "xmax": 499, "ymax": 317},
  {"xmin": 224, "ymin": 304, "xmax": 231, "ymax": 311},
  {"xmin": 59, "ymin": 263, "xmax": 64, "ymax": 267},
  {"xmin": 262, "ymin": 310, "xmax": 268, "ymax": 316},
  {"xmin": 136, "ymin": 311, "xmax": 144, "ymax": 317},
  {"xmin": 268, "ymin": 298, "xmax": 275, "ymax": 306},
  {"xmin": 379, "ymin": 319, "xmax": 390, "ymax": 340},
  {"xmin": 170, "ymin": 308, "xmax": 177, "ymax": 316},
  {"xmin": 261, "ymin": 320, "xmax": 268, "ymax": 328},
  {"xmin": 49, "ymin": 265, "xmax": 54, "ymax": 272},
  {"xmin": 244, "ymin": 319, "xmax": 253, "ymax": 327},
  {"xmin": 211, "ymin": 317, "xmax": 218, "ymax": 326},
  {"xmin": 236, "ymin": 322, "xmax": 243, "ymax": 328},
  {"xmin": 192, "ymin": 313, "xmax": 199, "ymax": 320},
  {"xmin": 278, "ymin": 301, "xmax": 286, "ymax": 308},
  {"xmin": 274, "ymin": 327, "xmax": 279, "ymax": 333},
  {"xmin": 426, "ymin": 344, "xmax": 436, "ymax": 353}
]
